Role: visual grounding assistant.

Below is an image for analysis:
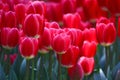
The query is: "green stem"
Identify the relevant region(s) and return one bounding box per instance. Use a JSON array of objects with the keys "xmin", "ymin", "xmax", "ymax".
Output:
[
  {"xmin": 48, "ymin": 50, "xmax": 53, "ymax": 80},
  {"xmin": 31, "ymin": 59, "xmax": 34, "ymax": 80},
  {"xmin": 105, "ymin": 46, "xmax": 110, "ymax": 75},
  {"xmin": 25, "ymin": 59, "xmax": 30, "ymax": 80},
  {"xmin": 6, "ymin": 53, "xmax": 10, "ymax": 75},
  {"xmin": 58, "ymin": 54, "xmax": 62, "ymax": 80}
]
